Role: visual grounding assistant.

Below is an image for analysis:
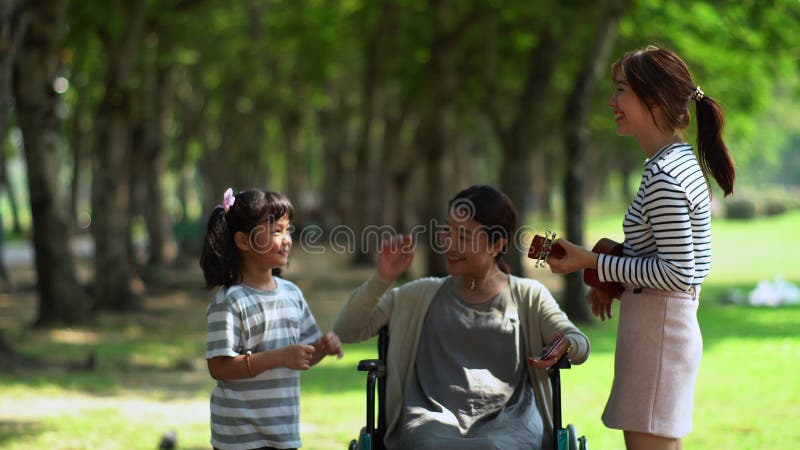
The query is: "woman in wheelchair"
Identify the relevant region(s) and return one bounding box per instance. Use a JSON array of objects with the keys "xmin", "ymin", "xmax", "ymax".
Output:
[{"xmin": 334, "ymin": 185, "xmax": 589, "ymax": 450}]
